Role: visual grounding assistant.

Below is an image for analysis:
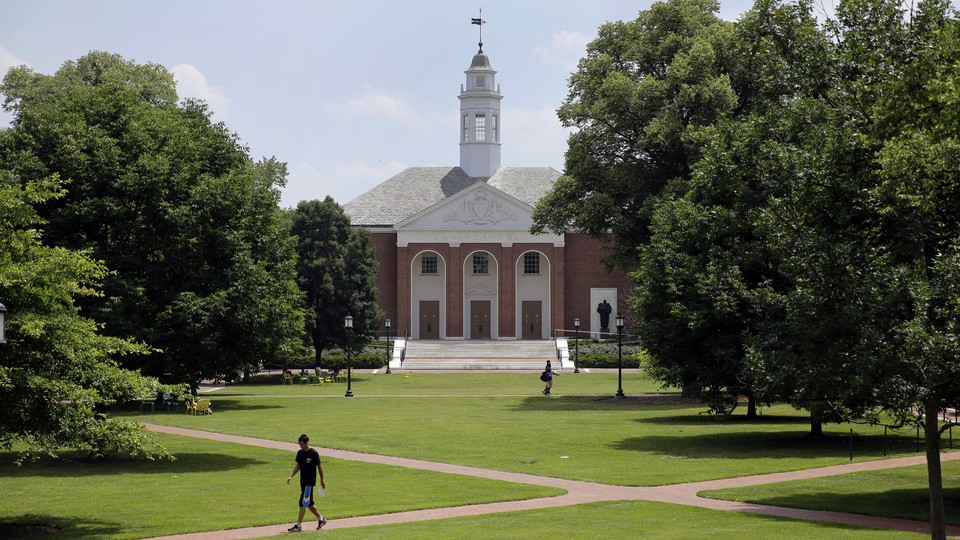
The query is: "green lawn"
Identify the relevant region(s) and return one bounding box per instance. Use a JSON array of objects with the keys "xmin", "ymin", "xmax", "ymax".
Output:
[
  {"xmin": 126, "ymin": 373, "xmax": 933, "ymax": 486},
  {"xmin": 232, "ymin": 370, "xmax": 667, "ymax": 396},
  {"xmin": 3, "ymin": 372, "xmax": 957, "ymax": 539},
  {"xmin": 313, "ymin": 500, "xmax": 930, "ymax": 539},
  {"xmin": 0, "ymin": 432, "xmax": 561, "ymax": 540},
  {"xmin": 701, "ymin": 459, "xmax": 960, "ymax": 526}
]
